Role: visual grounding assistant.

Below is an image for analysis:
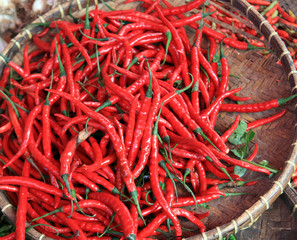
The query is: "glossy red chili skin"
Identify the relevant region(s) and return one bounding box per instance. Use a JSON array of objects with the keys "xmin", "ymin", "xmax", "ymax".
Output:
[
  {"xmin": 89, "ymin": 192, "xmax": 136, "ymax": 239},
  {"xmin": 221, "ymin": 115, "xmax": 241, "ymax": 143},
  {"xmin": 0, "ymin": 232, "xmax": 16, "ymax": 240},
  {"xmin": 220, "ymin": 99, "xmax": 279, "ymax": 112},
  {"xmin": 15, "ymin": 160, "xmax": 30, "ymax": 240},
  {"xmin": 133, "ymin": 77, "xmax": 161, "ymax": 178},
  {"xmin": 246, "ymin": 110, "xmax": 286, "ymax": 130},
  {"xmin": 0, "ymin": 67, "xmax": 10, "ymax": 89}
]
